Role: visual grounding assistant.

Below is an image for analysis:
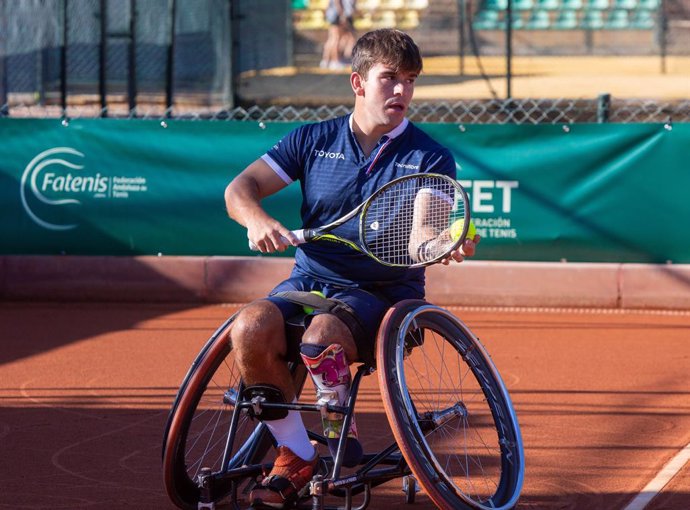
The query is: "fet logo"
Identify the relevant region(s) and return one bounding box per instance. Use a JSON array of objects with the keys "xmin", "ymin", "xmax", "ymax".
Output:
[{"xmin": 20, "ymin": 147, "xmax": 94, "ymax": 231}]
